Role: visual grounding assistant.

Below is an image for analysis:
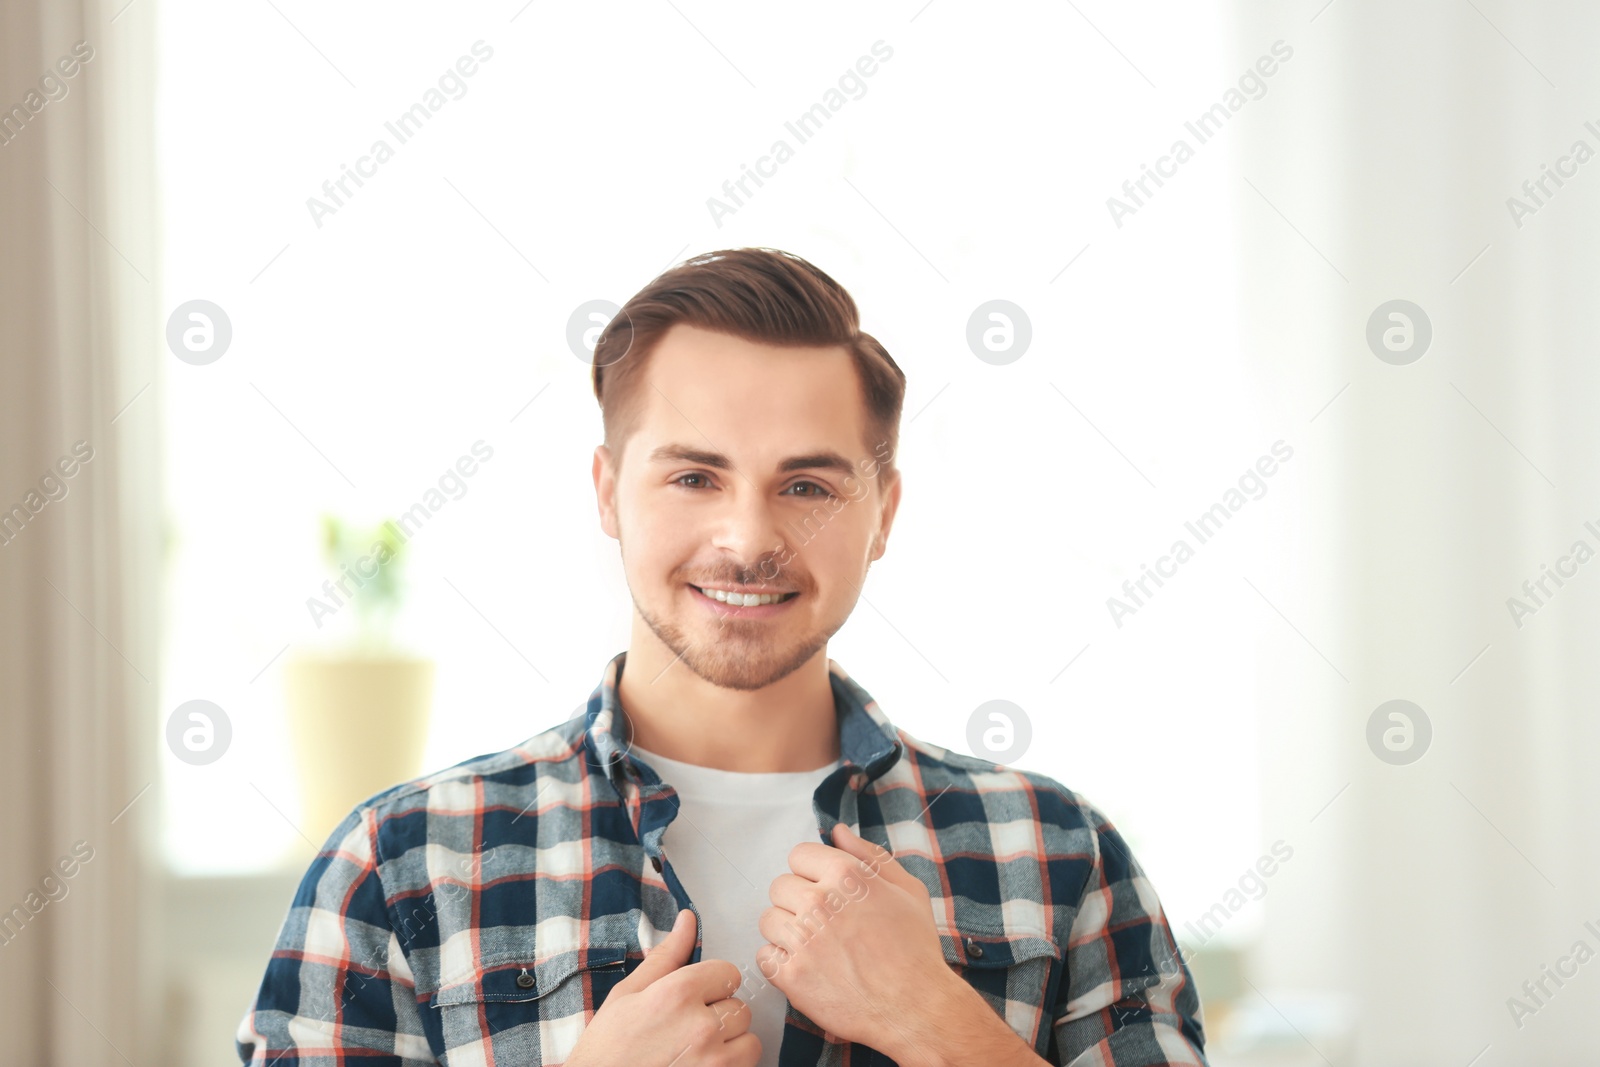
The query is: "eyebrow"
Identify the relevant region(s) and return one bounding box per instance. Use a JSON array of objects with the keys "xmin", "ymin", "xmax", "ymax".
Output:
[{"xmin": 647, "ymin": 444, "xmax": 859, "ymax": 478}]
